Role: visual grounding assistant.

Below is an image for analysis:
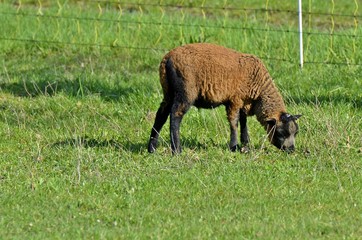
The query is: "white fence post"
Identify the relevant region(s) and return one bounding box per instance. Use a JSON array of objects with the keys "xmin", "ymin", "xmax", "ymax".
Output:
[{"xmin": 298, "ymin": 0, "xmax": 304, "ymax": 68}]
